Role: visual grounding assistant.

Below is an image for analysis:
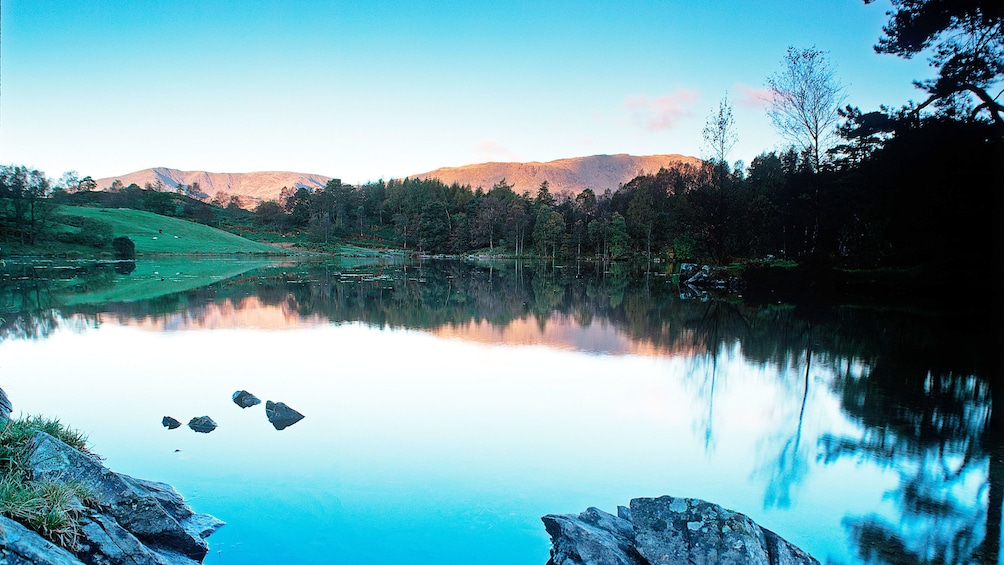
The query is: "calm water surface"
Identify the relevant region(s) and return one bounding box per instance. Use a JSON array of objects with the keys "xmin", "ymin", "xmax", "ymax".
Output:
[{"xmin": 0, "ymin": 258, "xmax": 999, "ymax": 564}]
